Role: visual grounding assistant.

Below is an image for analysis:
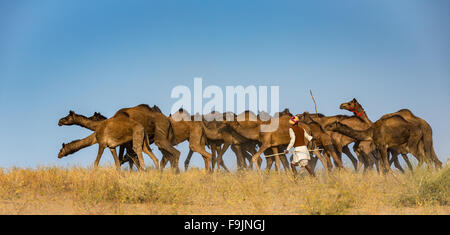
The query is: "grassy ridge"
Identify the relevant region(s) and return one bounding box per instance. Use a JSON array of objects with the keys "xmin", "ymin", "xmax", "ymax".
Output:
[{"xmin": 0, "ymin": 165, "xmax": 448, "ymax": 214}]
